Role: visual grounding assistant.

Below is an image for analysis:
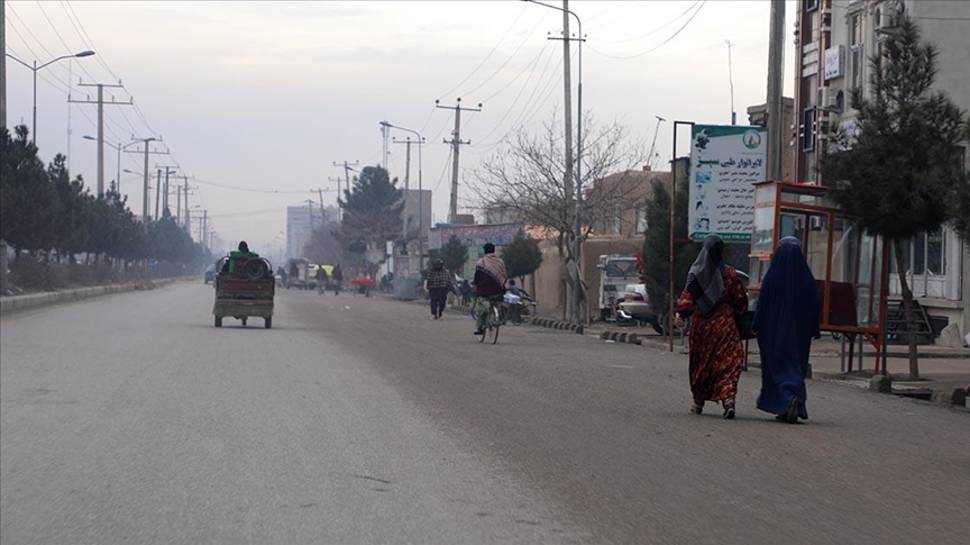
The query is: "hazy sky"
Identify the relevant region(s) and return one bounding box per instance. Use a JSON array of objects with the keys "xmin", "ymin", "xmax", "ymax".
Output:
[{"xmin": 4, "ymin": 0, "xmax": 795, "ymax": 251}]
